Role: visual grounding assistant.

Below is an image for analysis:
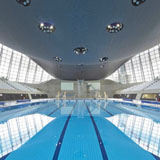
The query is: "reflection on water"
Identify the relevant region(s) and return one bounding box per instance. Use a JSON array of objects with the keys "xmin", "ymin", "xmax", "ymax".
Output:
[
  {"xmin": 107, "ymin": 114, "xmax": 160, "ymax": 157},
  {"xmin": 0, "ymin": 114, "xmax": 54, "ymax": 158},
  {"xmin": 60, "ymin": 107, "xmax": 73, "ymax": 115}
]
